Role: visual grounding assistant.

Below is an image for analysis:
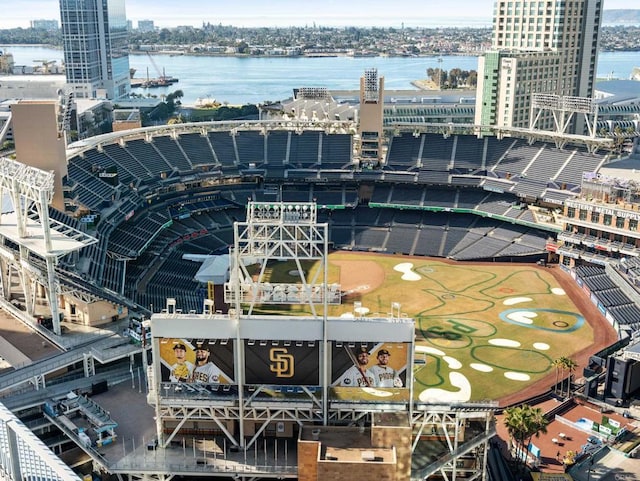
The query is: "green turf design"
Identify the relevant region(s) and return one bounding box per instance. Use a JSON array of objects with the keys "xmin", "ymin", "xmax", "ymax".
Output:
[
  {"xmin": 250, "ymin": 253, "xmax": 594, "ymax": 402},
  {"xmin": 471, "ymin": 345, "xmax": 552, "ymax": 373}
]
